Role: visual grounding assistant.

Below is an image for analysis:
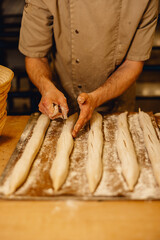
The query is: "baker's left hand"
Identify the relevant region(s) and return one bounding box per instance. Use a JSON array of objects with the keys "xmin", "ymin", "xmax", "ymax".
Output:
[{"xmin": 72, "ymin": 92, "xmax": 96, "ymax": 138}]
